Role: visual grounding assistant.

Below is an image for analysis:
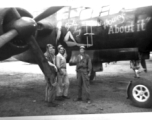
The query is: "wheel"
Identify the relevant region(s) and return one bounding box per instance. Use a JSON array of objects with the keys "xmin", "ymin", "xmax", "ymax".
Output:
[{"xmin": 129, "ymin": 79, "xmax": 152, "ymax": 108}]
